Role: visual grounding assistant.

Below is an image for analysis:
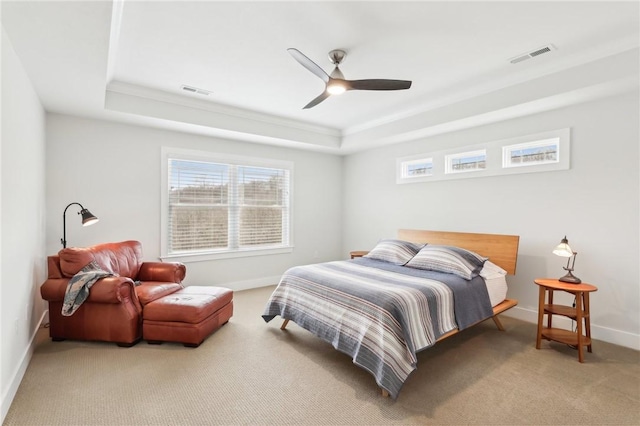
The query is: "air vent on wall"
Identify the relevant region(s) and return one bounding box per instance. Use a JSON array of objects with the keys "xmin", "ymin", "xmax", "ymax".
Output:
[
  {"xmin": 509, "ymin": 44, "xmax": 556, "ymax": 64},
  {"xmin": 181, "ymin": 85, "xmax": 212, "ymax": 96}
]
